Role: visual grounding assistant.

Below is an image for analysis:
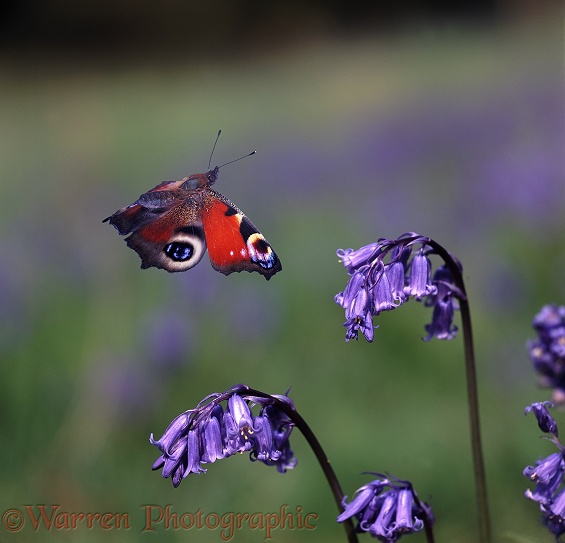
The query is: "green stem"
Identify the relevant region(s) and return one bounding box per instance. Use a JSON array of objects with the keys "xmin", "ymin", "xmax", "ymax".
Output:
[
  {"xmin": 423, "ymin": 517, "xmax": 436, "ymax": 543},
  {"xmin": 428, "ymin": 241, "xmax": 492, "ymax": 543},
  {"xmin": 247, "ymin": 388, "xmax": 358, "ymax": 543}
]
